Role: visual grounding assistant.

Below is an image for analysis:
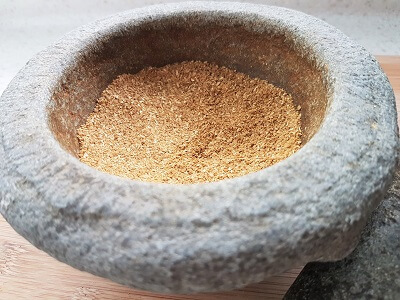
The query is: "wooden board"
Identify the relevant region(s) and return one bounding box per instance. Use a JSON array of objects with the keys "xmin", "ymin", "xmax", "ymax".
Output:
[{"xmin": 0, "ymin": 56, "xmax": 399, "ymax": 300}]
